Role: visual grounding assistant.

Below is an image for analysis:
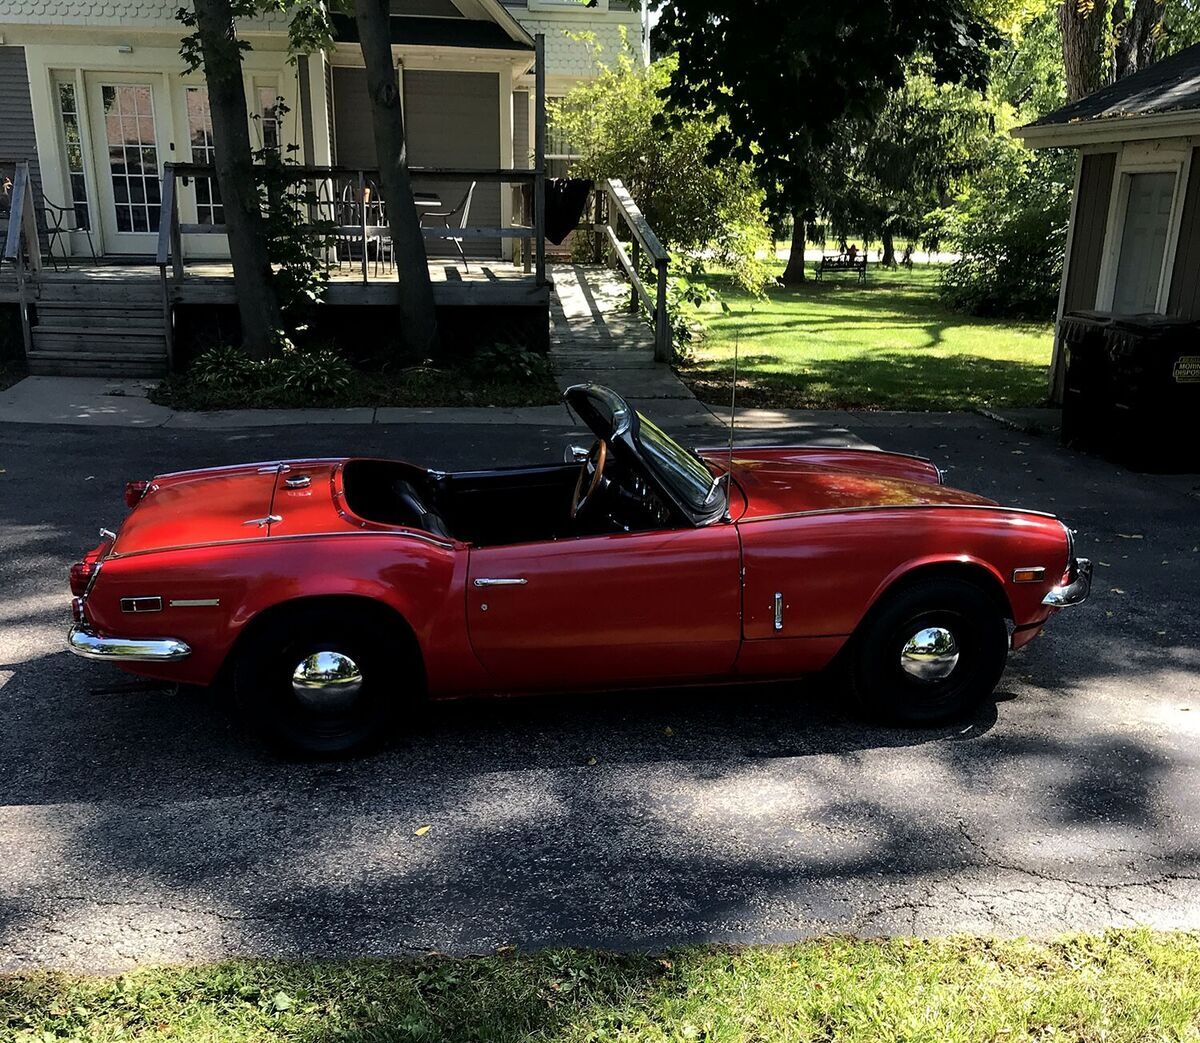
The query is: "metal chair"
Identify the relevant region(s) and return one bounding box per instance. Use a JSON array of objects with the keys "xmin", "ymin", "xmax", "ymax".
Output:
[
  {"xmin": 420, "ymin": 181, "xmax": 476, "ymax": 271},
  {"xmin": 41, "ymin": 198, "xmax": 96, "ymax": 271}
]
